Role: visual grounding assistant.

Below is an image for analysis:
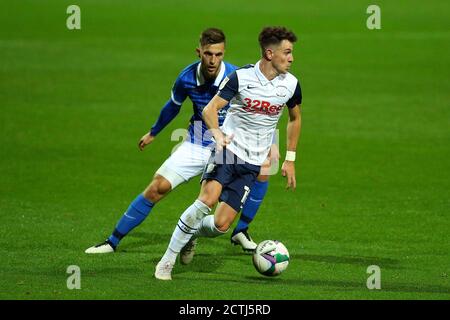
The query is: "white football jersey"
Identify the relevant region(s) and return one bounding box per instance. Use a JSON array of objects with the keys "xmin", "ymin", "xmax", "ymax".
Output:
[{"xmin": 217, "ymin": 61, "xmax": 302, "ymax": 166}]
